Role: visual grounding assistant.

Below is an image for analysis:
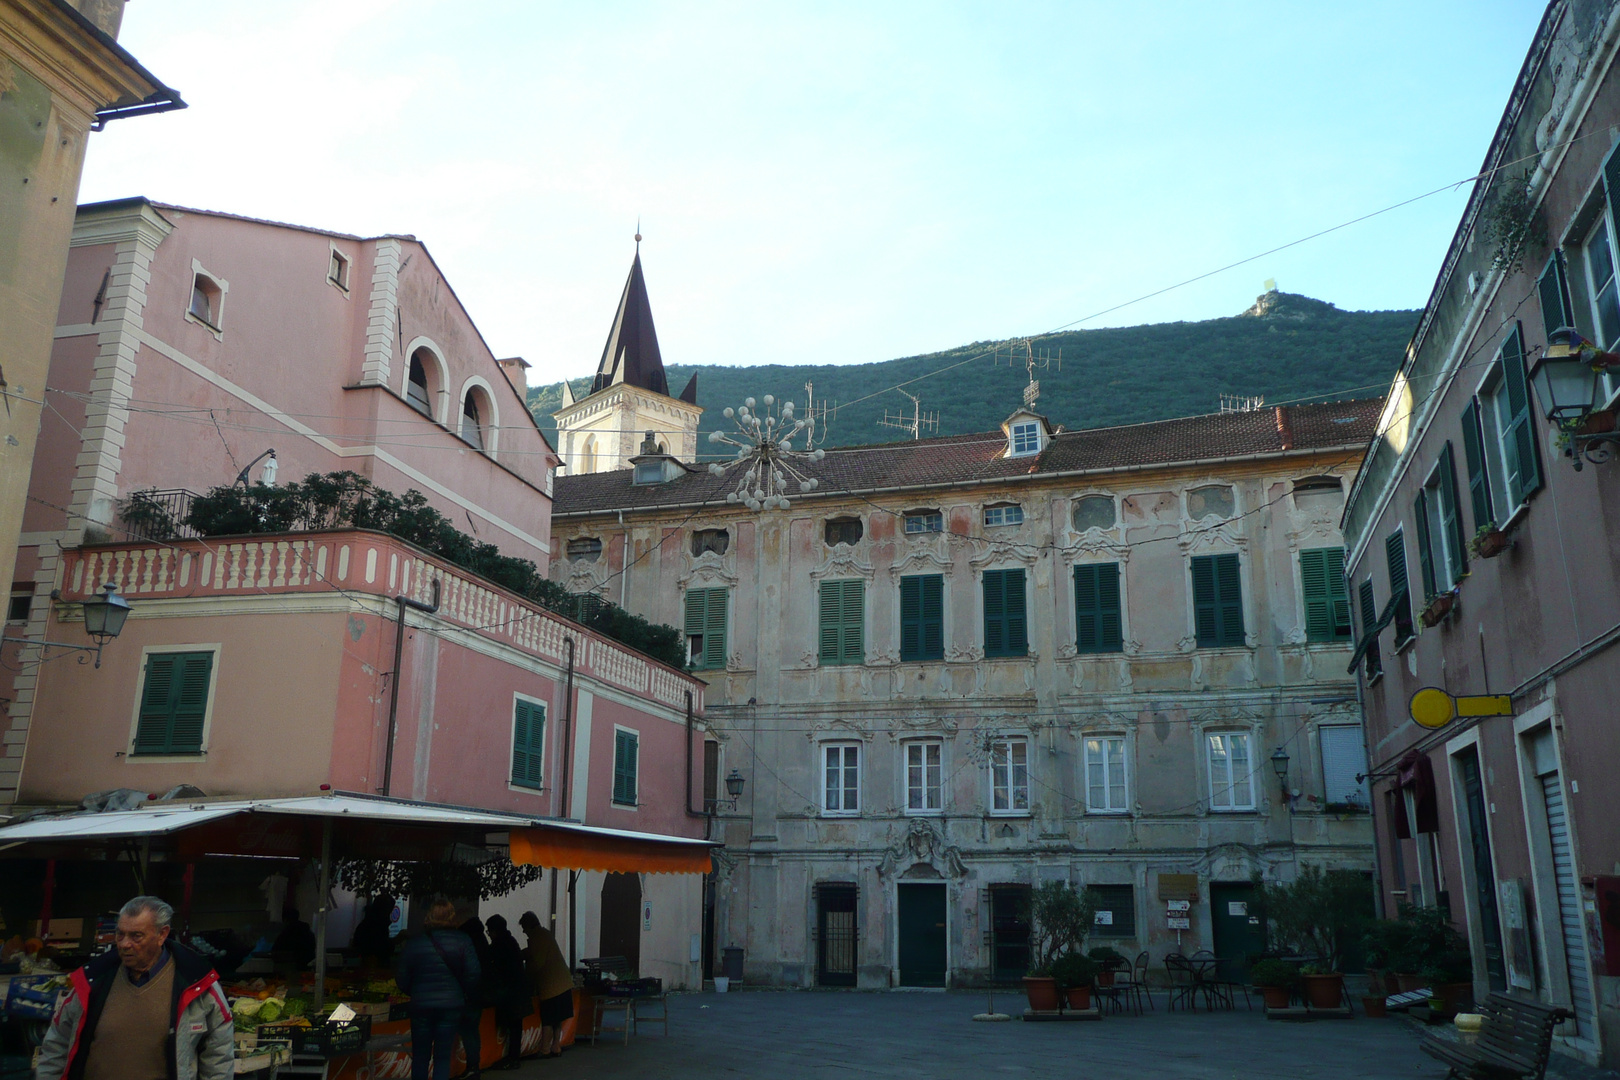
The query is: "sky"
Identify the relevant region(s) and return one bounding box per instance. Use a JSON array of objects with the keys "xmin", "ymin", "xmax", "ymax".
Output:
[{"xmin": 83, "ymin": 2, "xmax": 1548, "ymax": 384}]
